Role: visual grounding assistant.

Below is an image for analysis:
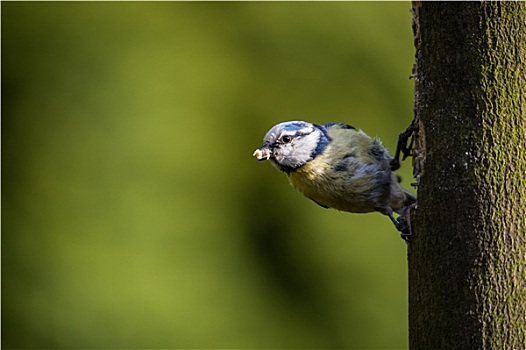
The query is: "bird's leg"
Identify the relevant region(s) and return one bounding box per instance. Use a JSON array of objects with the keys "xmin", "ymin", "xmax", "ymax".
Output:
[
  {"xmin": 390, "ymin": 120, "xmax": 417, "ymax": 171},
  {"xmin": 387, "ymin": 211, "xmax": 412, "ymax": 241}
]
